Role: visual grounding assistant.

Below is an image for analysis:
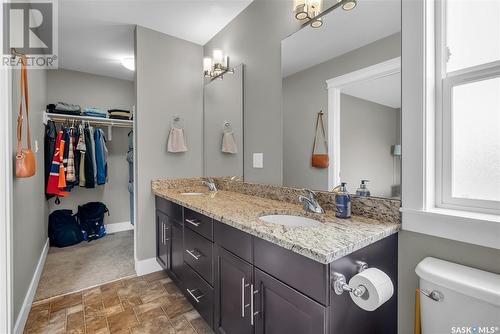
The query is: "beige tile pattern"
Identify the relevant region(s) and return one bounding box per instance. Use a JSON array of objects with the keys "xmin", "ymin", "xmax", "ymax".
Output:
[{"xmin": 25, "ymin": 272, "xmax": 213, "ymax": 334}]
